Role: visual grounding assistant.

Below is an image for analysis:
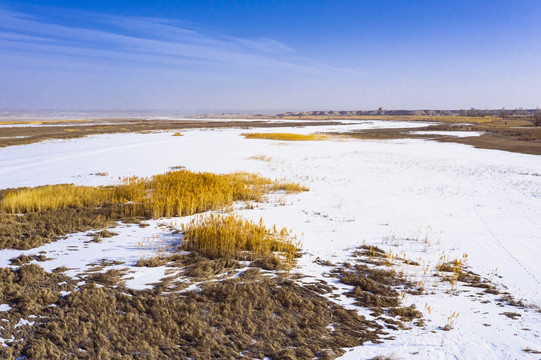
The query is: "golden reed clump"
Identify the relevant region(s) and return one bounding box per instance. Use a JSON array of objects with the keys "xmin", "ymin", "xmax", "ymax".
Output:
[
  {"xmin": 1, "ymin": 184, "xmax": 112, "ymax": 213},
  {"xmin": 181, "ymin": 213, "xmax": 300, "ymax": 263},
  {"xmin": 242, "ymin": 133, "xmax": 328, "ymax": 141},
  {"xmin": 1, "ymin": 170, "xmax": 308, "ymax": 217}
]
